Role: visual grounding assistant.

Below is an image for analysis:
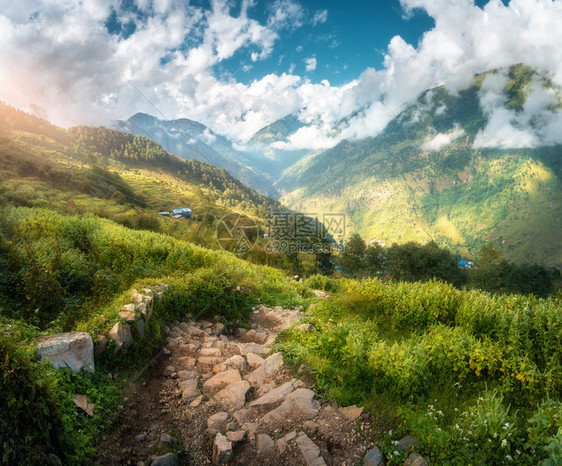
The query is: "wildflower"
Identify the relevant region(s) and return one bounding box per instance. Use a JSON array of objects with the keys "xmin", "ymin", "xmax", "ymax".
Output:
[
  {"xmin": 437, "ymin": 410, "xmax": 444, "ymax": 416},
  {"xmin": 503, "ymin": 423, "xmax": 510, "ymax": 430},
  {"xmin": 455, "ymin": 424, "xmax": 461, "ymax": 430},
  {"xmin": 501, "ymin": 439, "xmax": 508, "ymax": 448},
  {"xmin": 506, "ymin": 455, "xmax": 513, "ymax": 461},
  {"xmin": 388, "ymin": 430, "xmax": 393, "ymax": 436},
  {"xmin": 493, "ymin": 433, "xmax": 498, "ymax": 438},
  {"xmin": 516, "ymin": 450, "xmax": 521, "ymax": 455}
]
